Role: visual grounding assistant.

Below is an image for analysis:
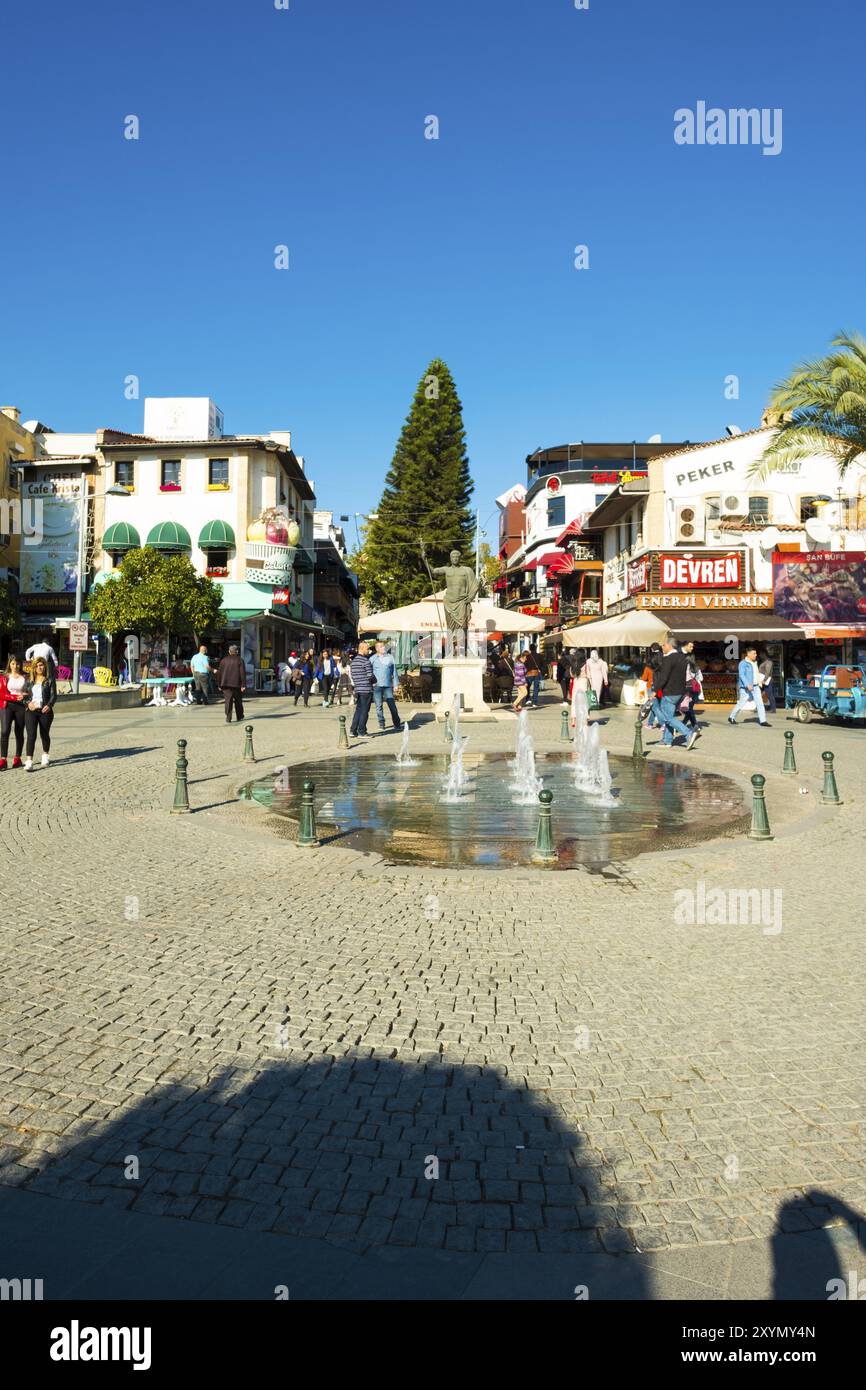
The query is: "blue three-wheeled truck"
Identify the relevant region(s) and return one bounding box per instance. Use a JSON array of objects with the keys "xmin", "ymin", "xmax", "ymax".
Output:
[{"xmin": 785, "ymin": 664, "xmax": 866, "ymax": 723}]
